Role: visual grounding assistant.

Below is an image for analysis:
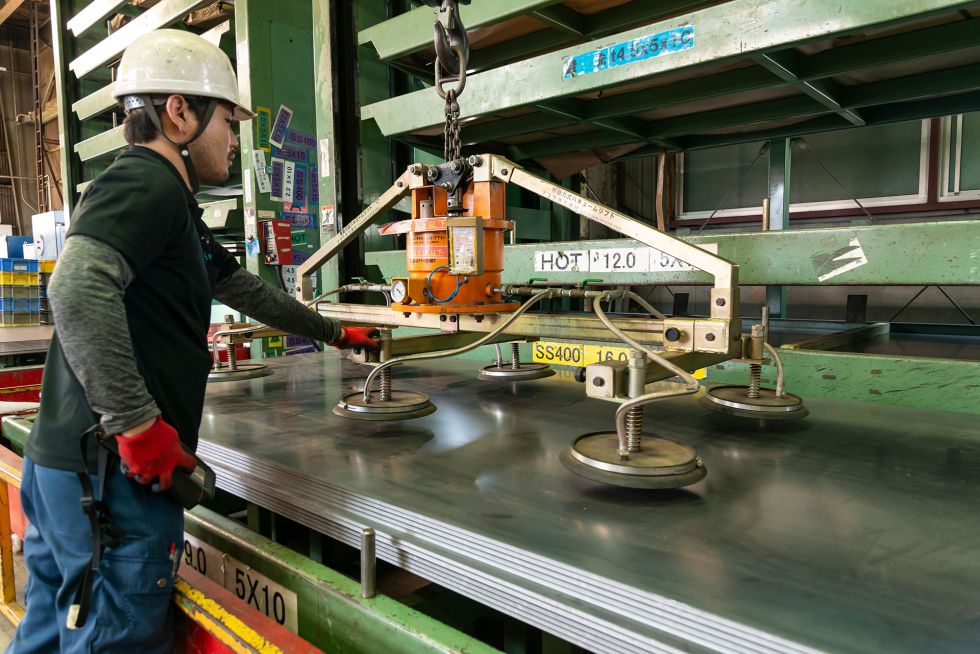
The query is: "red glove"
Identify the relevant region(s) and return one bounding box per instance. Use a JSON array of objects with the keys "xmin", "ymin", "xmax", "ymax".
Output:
[
  {"xmin": 332, "ymin": 326, "xmax": 380, "ymax": 350},
  {"xmin": 115, "ymin": 416, "xmax": 197, "ymax": 491}
]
